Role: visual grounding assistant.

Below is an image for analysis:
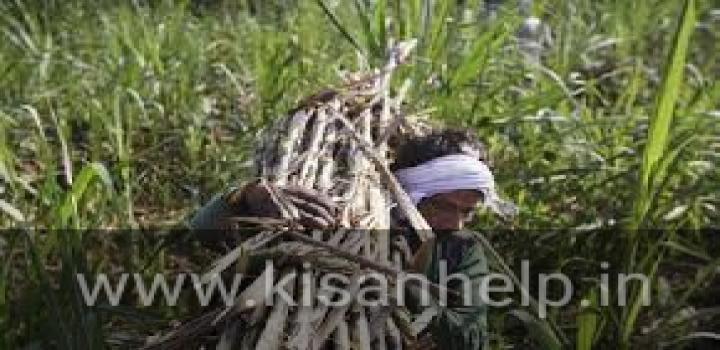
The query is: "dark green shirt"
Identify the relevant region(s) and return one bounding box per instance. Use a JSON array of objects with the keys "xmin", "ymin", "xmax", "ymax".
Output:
[{"xmin": 424, "ymin": 234, "xmax": 488, "ymax": 349}]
